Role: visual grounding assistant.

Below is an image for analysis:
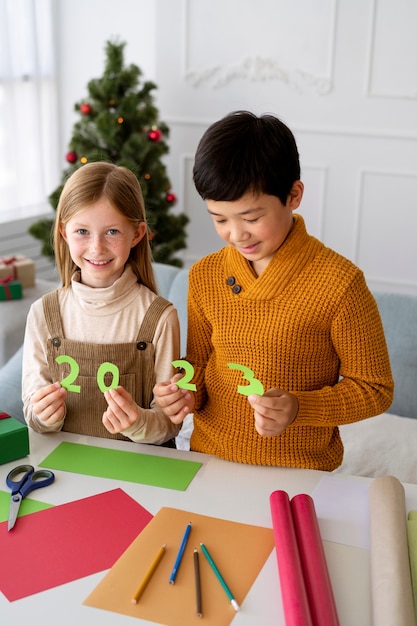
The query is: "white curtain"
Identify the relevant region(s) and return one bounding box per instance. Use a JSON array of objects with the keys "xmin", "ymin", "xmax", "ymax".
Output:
[{"xmin": 0, "ymin": 0, "xmax": 59, "ymax": 221}]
